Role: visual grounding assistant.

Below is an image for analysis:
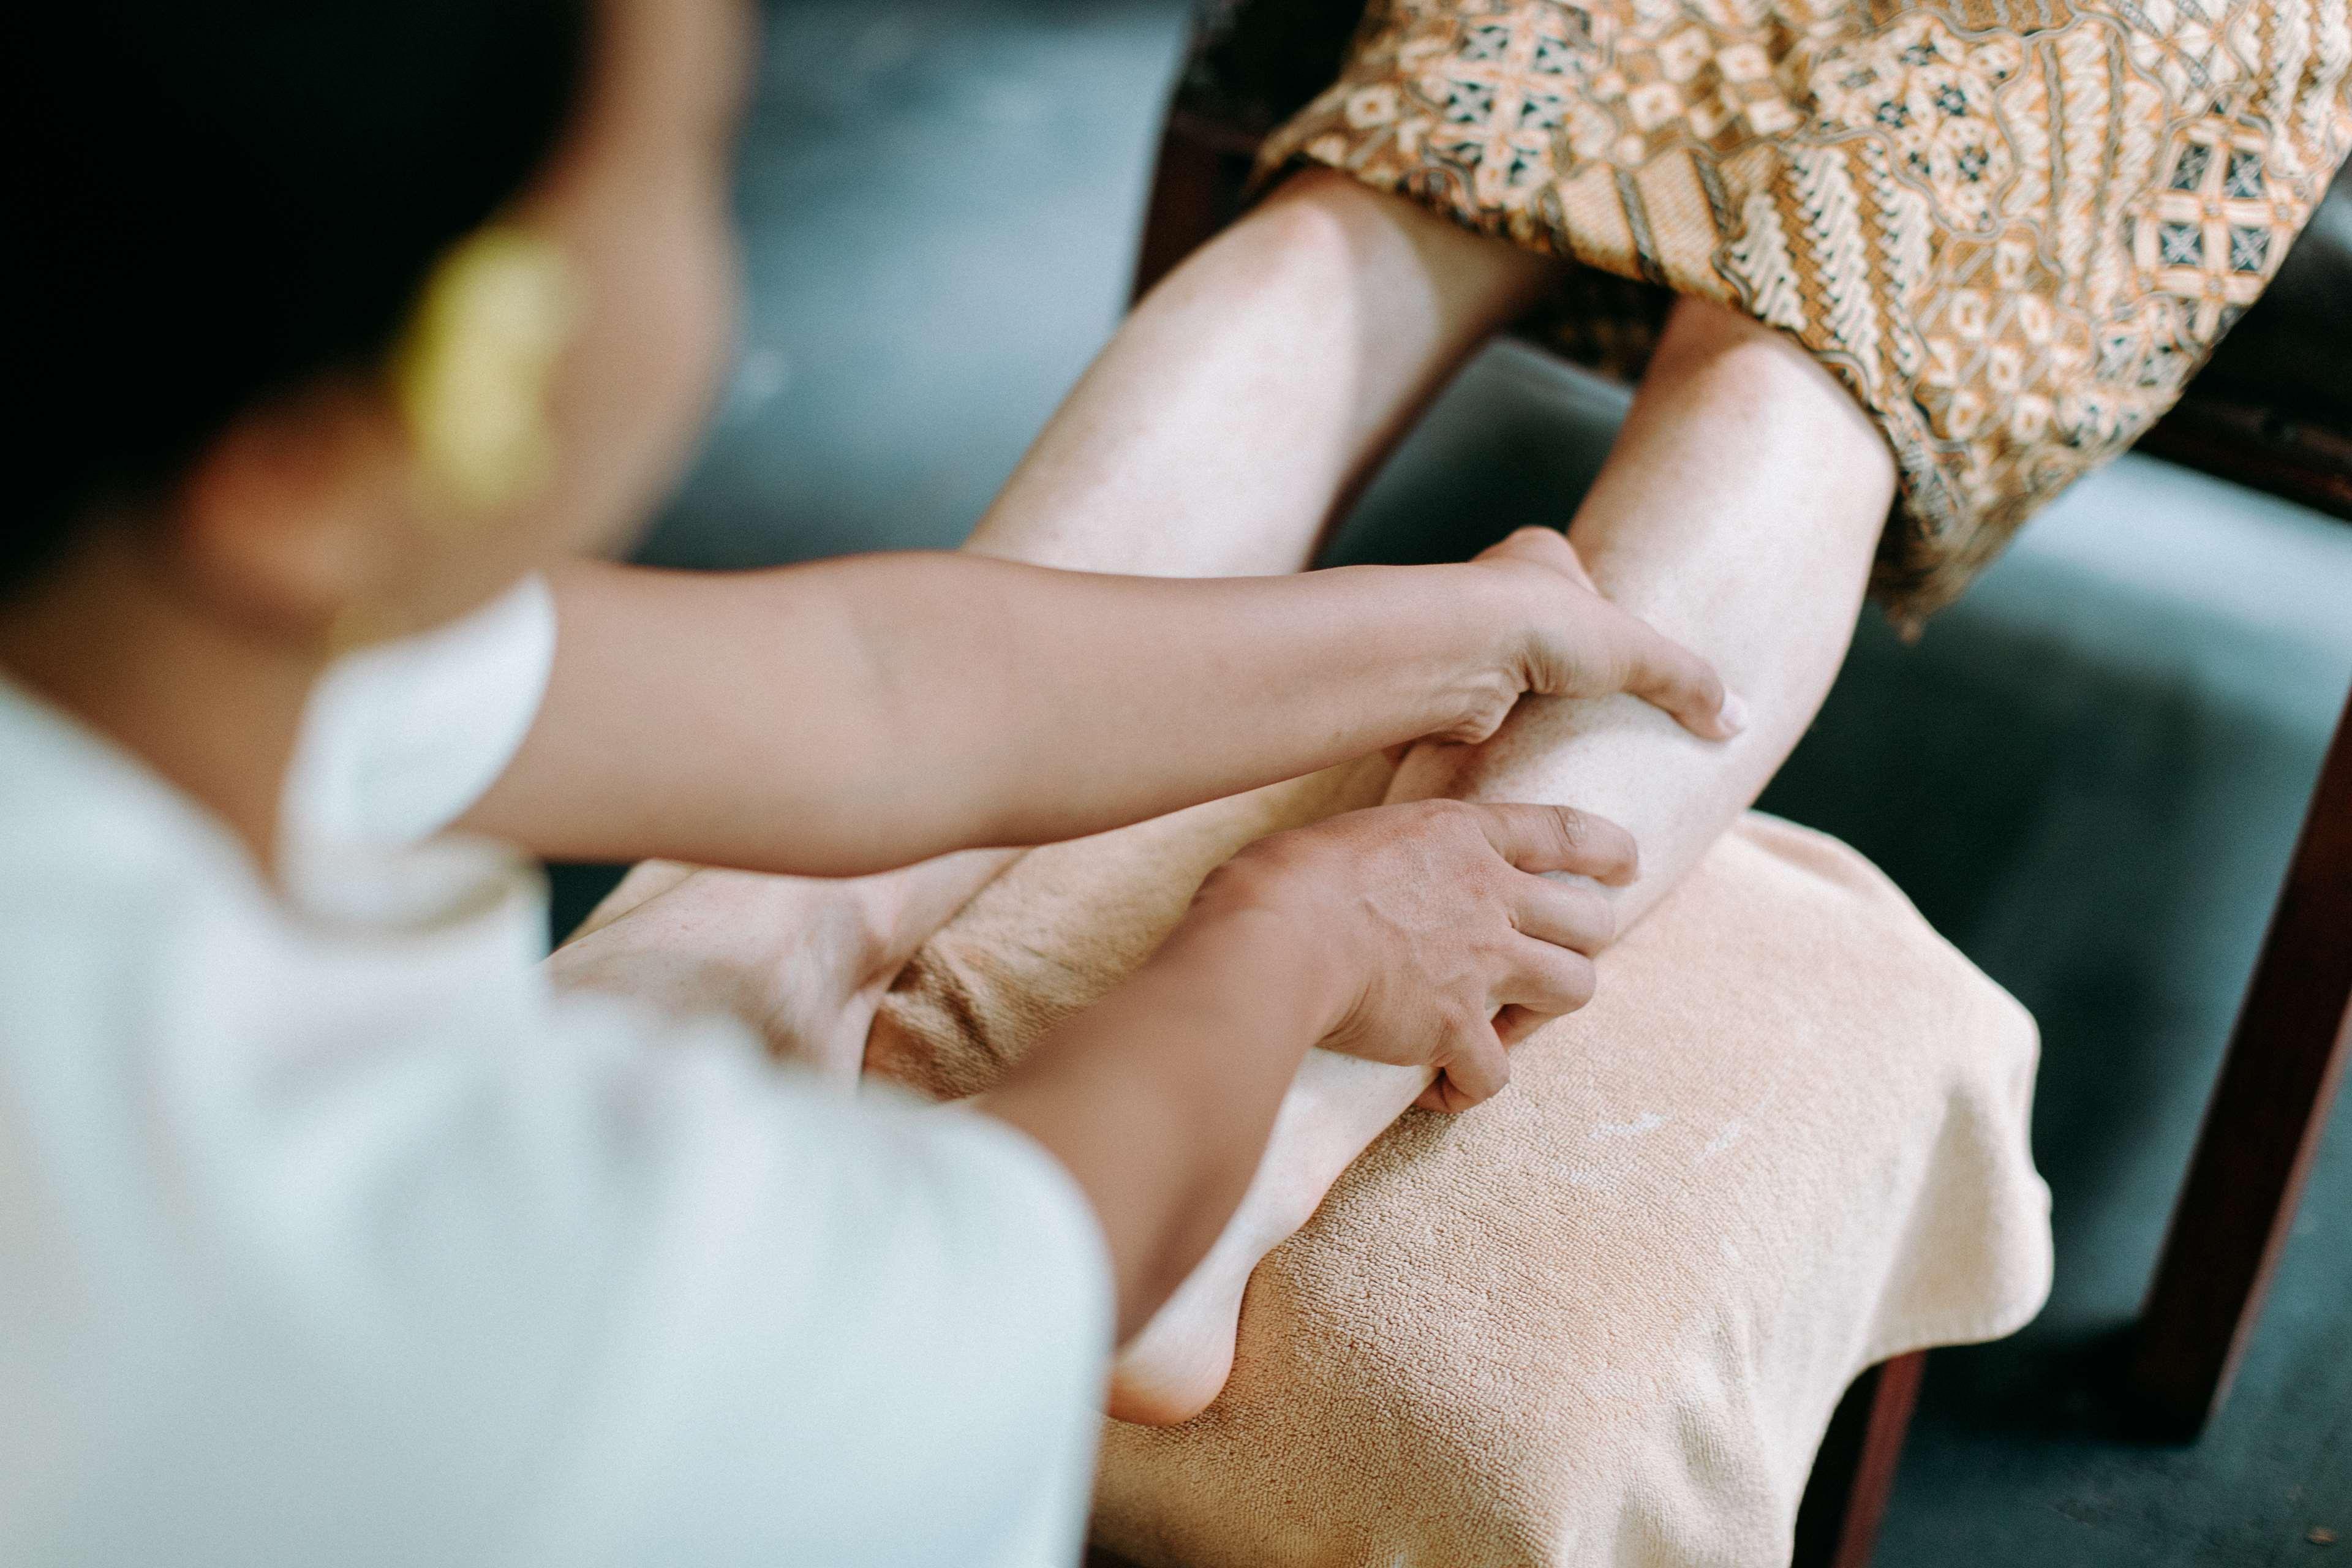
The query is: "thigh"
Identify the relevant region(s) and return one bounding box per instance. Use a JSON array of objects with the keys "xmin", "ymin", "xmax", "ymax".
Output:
[{"xmin": 960, "ymin": 172, "xmax": 1557, "ymax": 581}]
